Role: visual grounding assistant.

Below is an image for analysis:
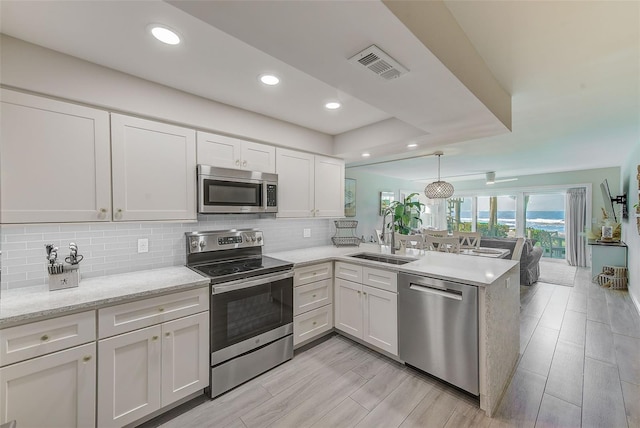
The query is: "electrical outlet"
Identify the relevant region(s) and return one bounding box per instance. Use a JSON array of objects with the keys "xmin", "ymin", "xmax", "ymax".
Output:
[
  {"xmin": 137, "ymin": 238, "xmax": 149, "ymax": 253},
  {"xmin": 303, "ymin": 228, "xmax": 311, "ymax": 238}
]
